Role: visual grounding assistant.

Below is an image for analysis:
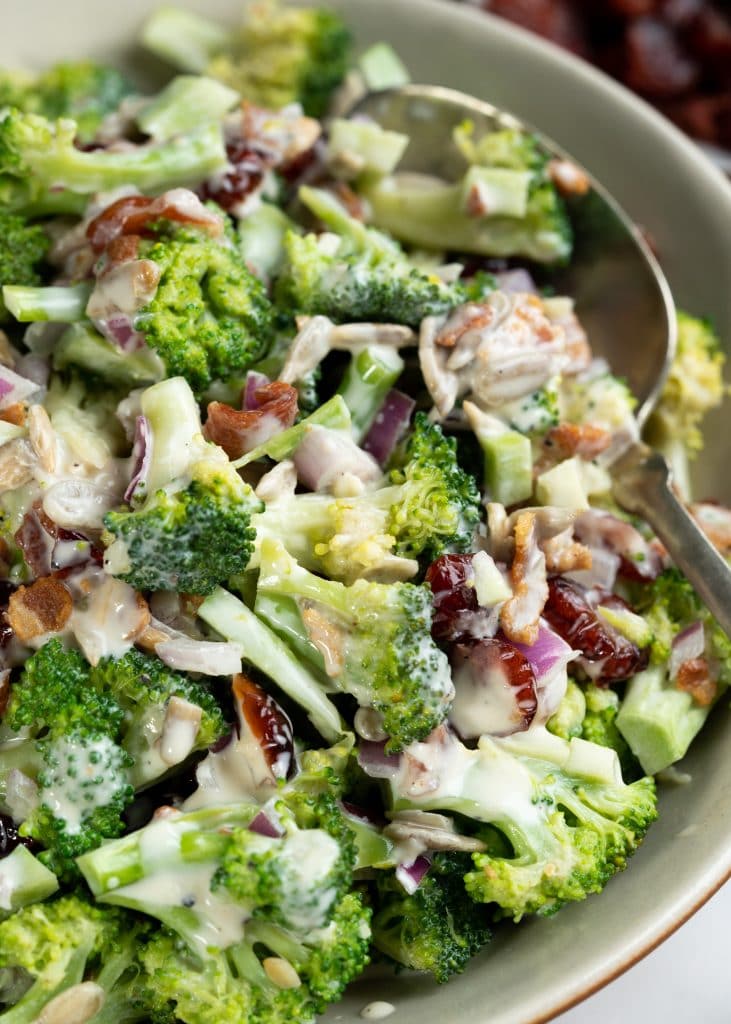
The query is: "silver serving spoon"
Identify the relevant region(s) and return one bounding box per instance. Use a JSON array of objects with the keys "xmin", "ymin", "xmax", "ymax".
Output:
[{"xmin": 353, "ymin": 84, "xmax": 731, "ymax": 636}]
